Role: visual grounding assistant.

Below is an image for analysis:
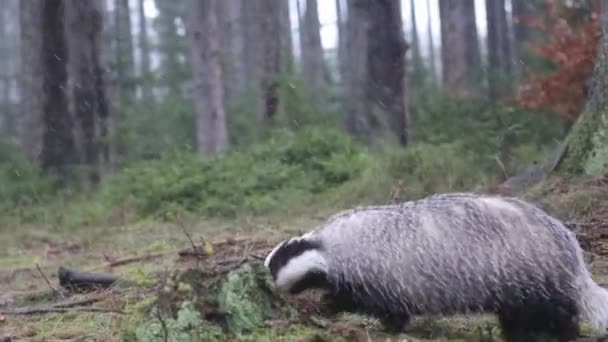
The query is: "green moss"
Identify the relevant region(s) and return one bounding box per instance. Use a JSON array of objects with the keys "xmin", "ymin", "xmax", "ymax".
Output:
[
  {"xmin": 240, "ymin": 324, "xmax": 333, "ymax": 342},
  {"xmin": 132, "ymin": 301, "xmax": 226, "ymax": 342},
  {"xmin": 558, "ymin": 109, "xmax": 600, "ymax": 175},
  {"xmin": 217, "ymin": 263, "xmax": 296, "ymax": 335},
  {"xmin": 584, "ymin": 110, "xmax": 608, "ymax": 175}
]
